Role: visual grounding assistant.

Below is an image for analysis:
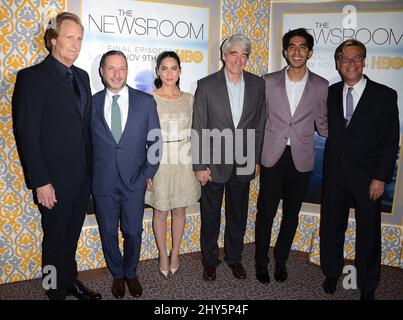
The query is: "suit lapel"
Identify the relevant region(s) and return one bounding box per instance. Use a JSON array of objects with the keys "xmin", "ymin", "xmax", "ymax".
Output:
[
  {"xmin": 216, "ymin": 69, "xmax": 235, "ymax": 130},
  {"xmin": 334, "ymin": 83, "xmax": 345, "ymax": 130},
  {"xmin": 278, "ymin": 68, "xmax": 292, "ymax": 118},
  {"xmin": 44, "ymin": 57, "xmax": 81, "ymax": 118},
  {"xmin": 292, "ymin": 71, "xmax": 312, "ymax": 118},
  {"xmin": 121, "ymin": 87, "xmax": 134, "ymax": 141},
  {"xmin": 97, "ymin": 90, "xmax": 116, "ymax": 143},
  {"xmin": 346, "ymin": 78, "xmax": 370, "ymax": 131},
  {"xmin": 237, "ymin": 71, "xmax": 251, "ymax": 129}
]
